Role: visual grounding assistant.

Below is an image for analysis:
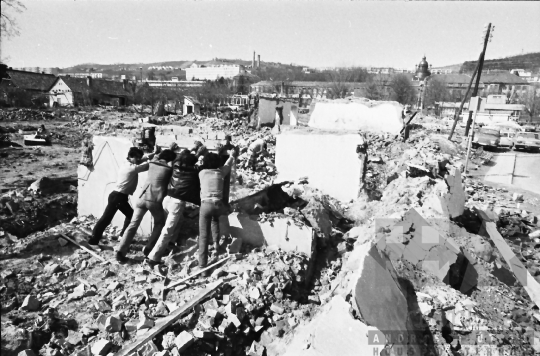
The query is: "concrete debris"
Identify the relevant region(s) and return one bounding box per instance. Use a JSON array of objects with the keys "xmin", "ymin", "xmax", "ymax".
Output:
[
  {"xmin": 137, "ymin": 311, "xmax": 155, "ymax": 330},
  {"xmin": 469, "ymin": 234, "xmax": 494, "ymax": 262},
  {"xmin": 20, "ymin": 295, "xmax": 40, "ymax": 311},
  {"xmin": 283, "ymin": 295, "xmax": 383, "ymax": 356},
  {"xmin": 90, "ymin": 339, "xmax": 111, "ymax": 356},
  {"xmin": 174, "ymin": 331, "xmax": 194, "ymax": 352},
  {"xmin": 17, "ymin": 350, "xmax": 36, "ymax": 356},
  {"xmin": 104, "ymin": 316, "xmax": 122, "ymax": 333}
]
